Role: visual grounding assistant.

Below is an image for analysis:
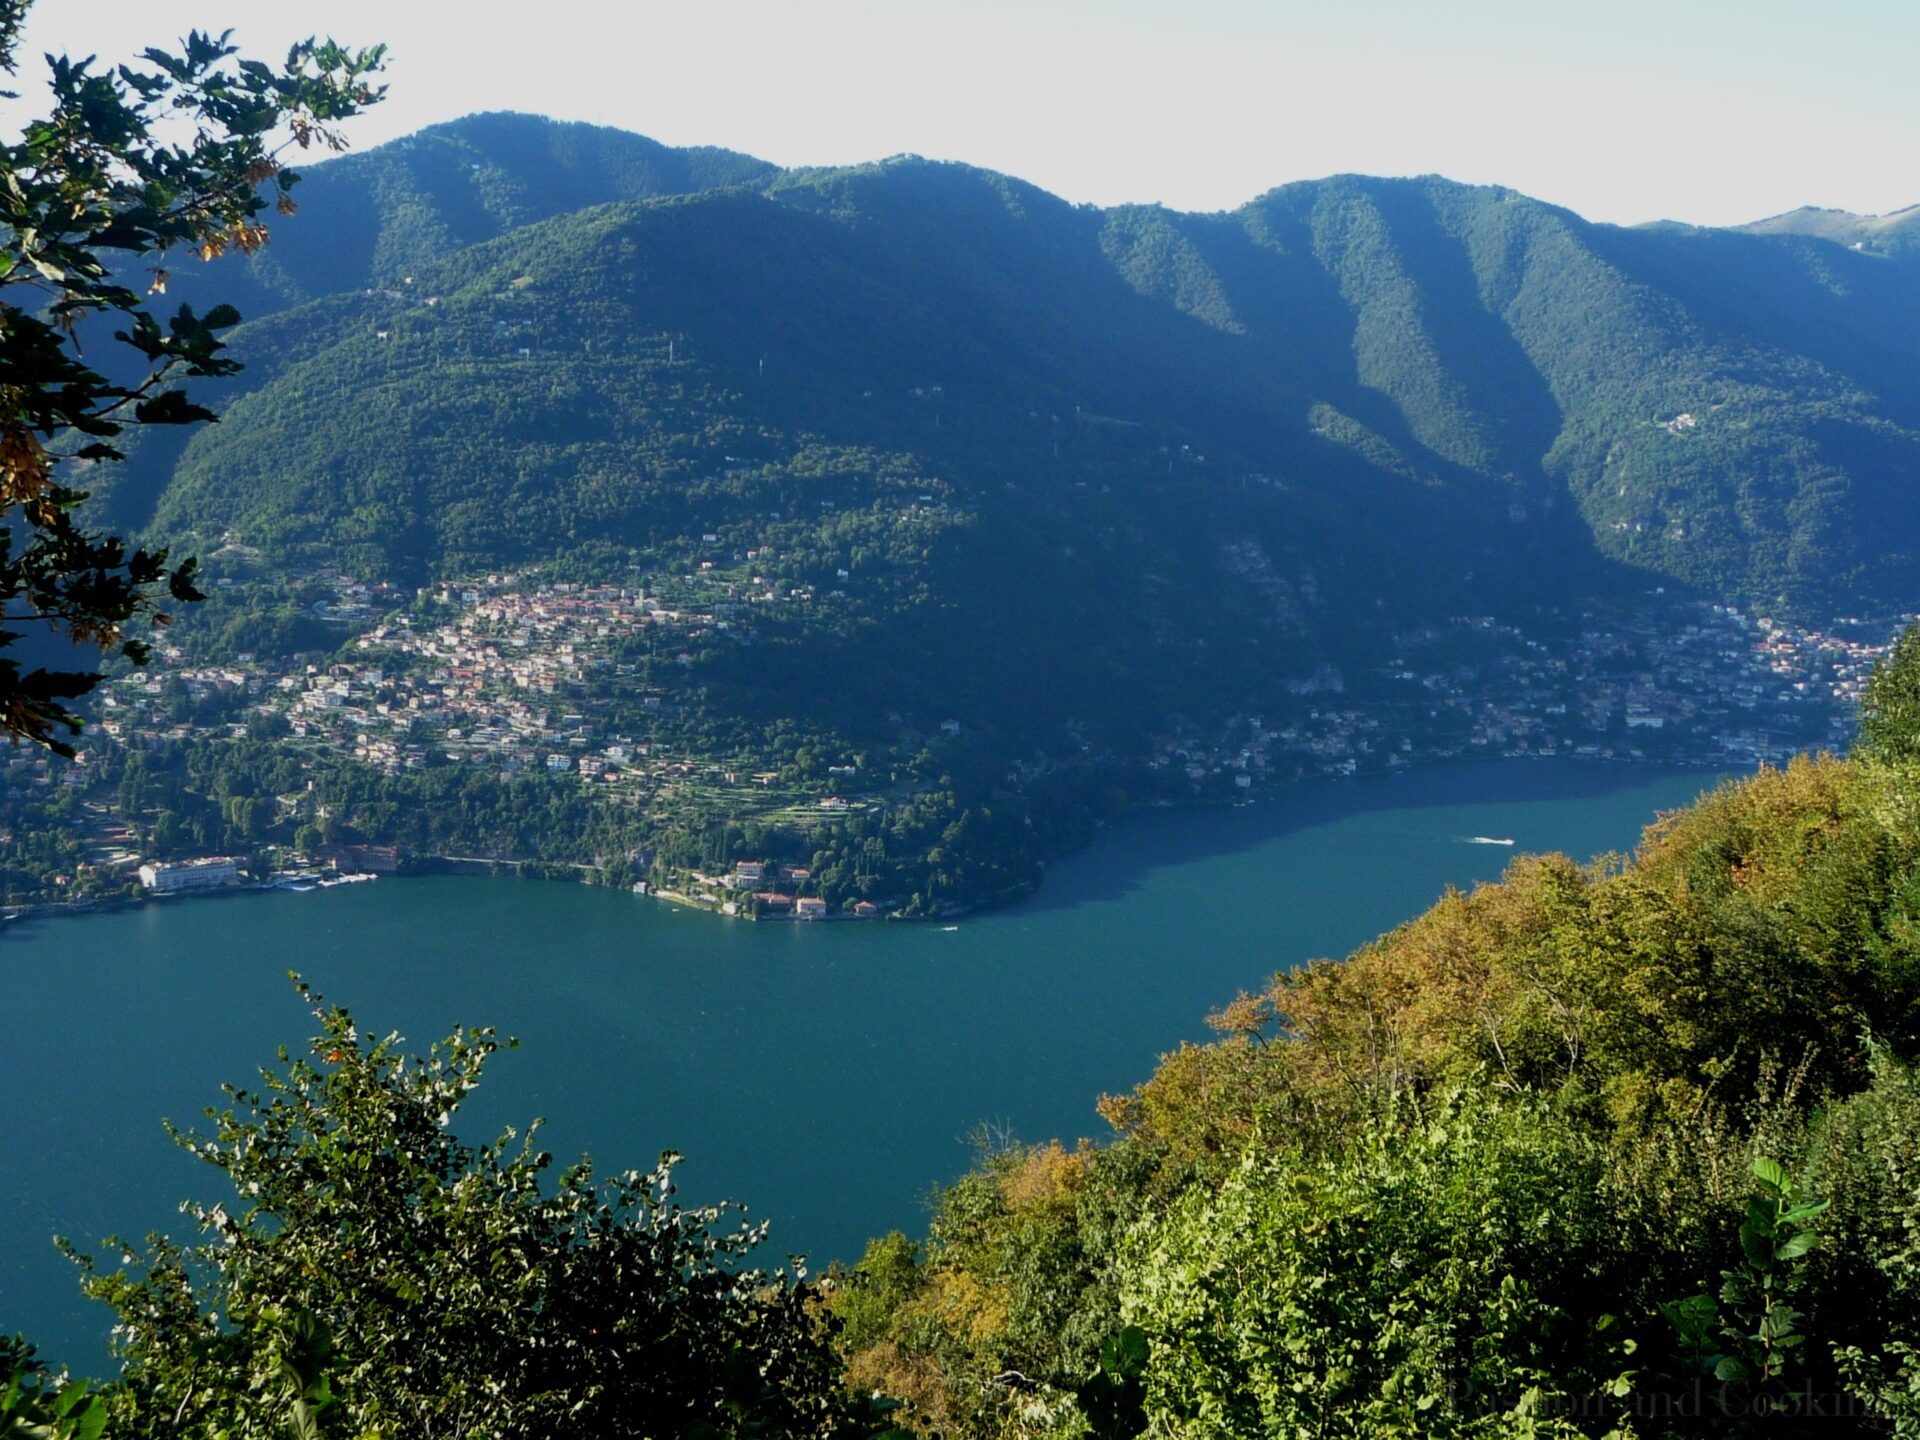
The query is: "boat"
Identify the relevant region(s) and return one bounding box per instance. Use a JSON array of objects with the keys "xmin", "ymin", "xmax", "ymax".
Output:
[
  {"xmin": 941, "ymin": 925, "xmax": 960, "ymax": 932},
  {"xmin": 1467, "ymin": 836, "xmax": 1517, "ymax": 846}
]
